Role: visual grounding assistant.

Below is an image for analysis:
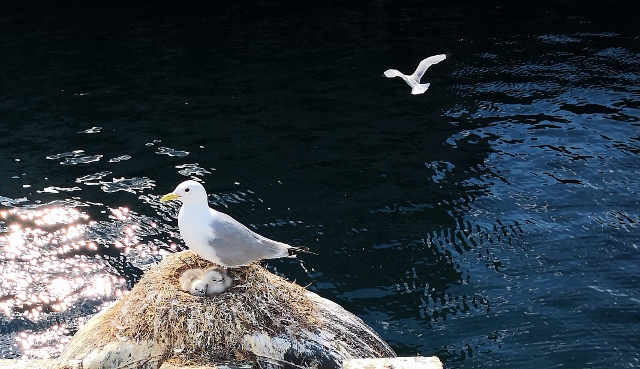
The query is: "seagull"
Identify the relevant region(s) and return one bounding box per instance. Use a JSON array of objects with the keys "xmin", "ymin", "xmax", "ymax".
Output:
[
  {"xmin": 179, "ymin": 268, "xmax": 208, "ymax": 296},
  {"xmin": 384, "ymin": 54, "xmax": 448, "ymax": 95},
  {"xmin": 202, "ymin": 266, "xmax": 233, "ymax": 294},
  {"xmin": 190, "ymin": 279, "xmax": 209, "ymax": 296},
  {"xmin": 160, "ymin": 180, "xmax": 312, "ymax": 268},
  {"xmin": 178, "ymin": 267, "xmax": 233, "ymax": 295}
]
